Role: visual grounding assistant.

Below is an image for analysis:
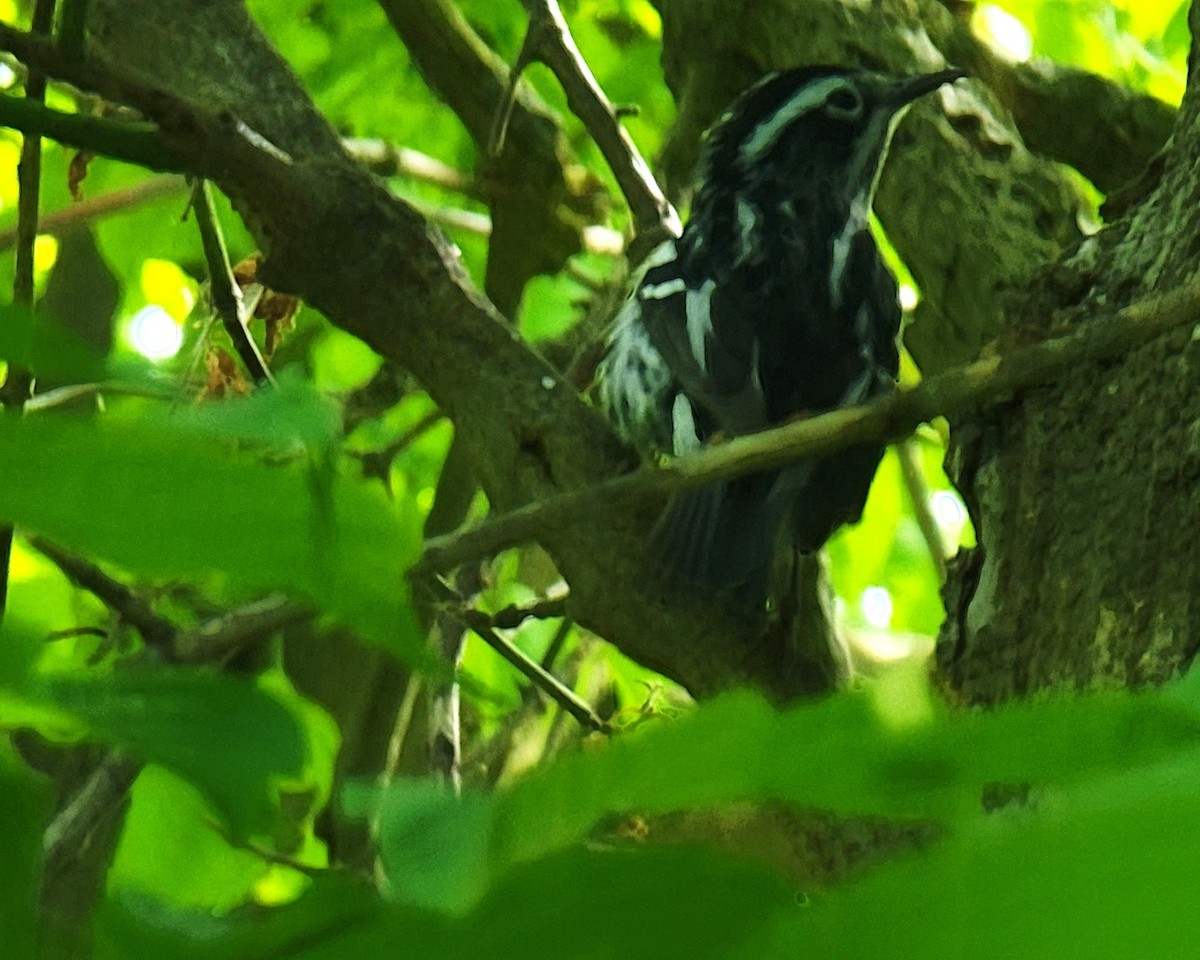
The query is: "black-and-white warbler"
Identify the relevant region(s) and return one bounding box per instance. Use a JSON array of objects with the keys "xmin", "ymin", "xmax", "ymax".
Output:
[{"xmin": 598, "ymin": 65, "xmax": 964, "ymax": 611}]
